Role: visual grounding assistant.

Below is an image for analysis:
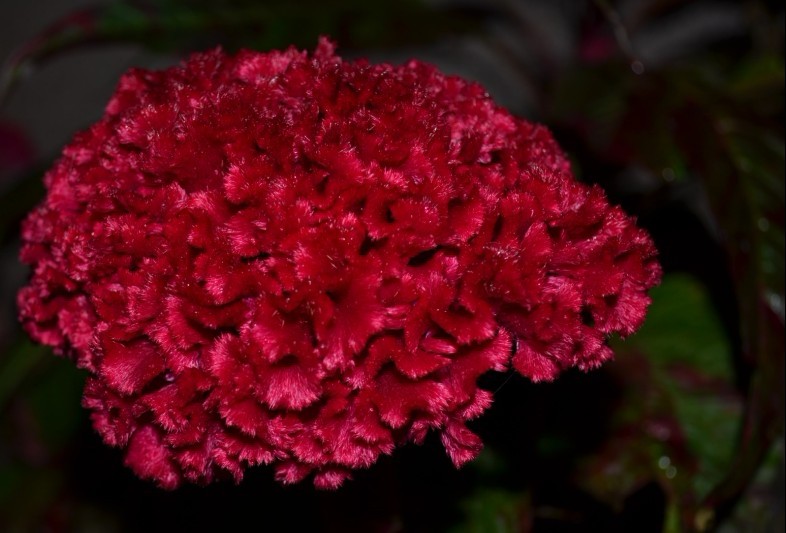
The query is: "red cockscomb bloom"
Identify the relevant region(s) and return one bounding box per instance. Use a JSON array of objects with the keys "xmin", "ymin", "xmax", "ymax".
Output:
[{"xmin": 18, "ymin": 38, "xmax": 660, "ymax": 489}]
